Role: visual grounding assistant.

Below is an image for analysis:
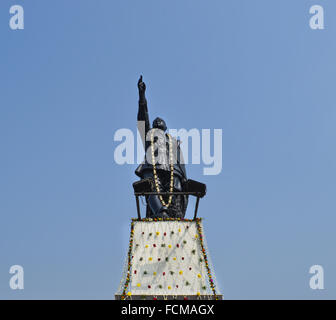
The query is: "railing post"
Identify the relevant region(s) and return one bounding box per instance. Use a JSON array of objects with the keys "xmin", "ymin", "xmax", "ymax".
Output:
[
  {"xmin": 135, "ymin": 195, "xmax": 141, "ymax": 220},
  {"xmin": 193, "ymin": 196, "xmax": 200, "ymax": 220}
]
